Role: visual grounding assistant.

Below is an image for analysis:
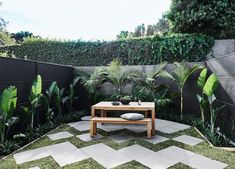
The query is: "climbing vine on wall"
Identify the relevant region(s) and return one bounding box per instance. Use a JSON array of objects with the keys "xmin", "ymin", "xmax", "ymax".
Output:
[{"xmin": 0, "ymin": 33, "xmax": 214, "ymax": 66}]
